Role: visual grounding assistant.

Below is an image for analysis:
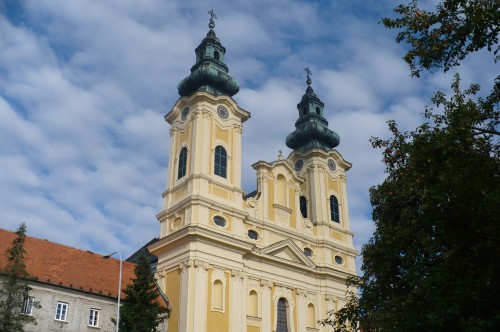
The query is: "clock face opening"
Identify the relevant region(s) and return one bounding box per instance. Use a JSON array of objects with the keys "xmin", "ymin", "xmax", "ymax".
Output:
[
  {"xmin": 181, "ymin": 107, "xmax": 189, "ymax": 121},
  {"xmin": 295, "ymin": 159, "xmax": 304, "ymax": 172},
  {"xmin": 217, "ymin": 105, "xmax": 229, "ymax": 120},
  {"xmin": 328, "ymin": 159, "xmax": 336, "ymax": 171}
]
